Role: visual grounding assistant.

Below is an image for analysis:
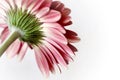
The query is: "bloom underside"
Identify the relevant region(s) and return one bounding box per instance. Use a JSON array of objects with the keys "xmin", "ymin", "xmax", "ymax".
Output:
[
  {"xmin": 7, "ymin": 8, "xmax": 44, "ymax": 46},
  {"xmin": 0, "ymin": 0, "xmax": 80, "ymax": 77}
]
